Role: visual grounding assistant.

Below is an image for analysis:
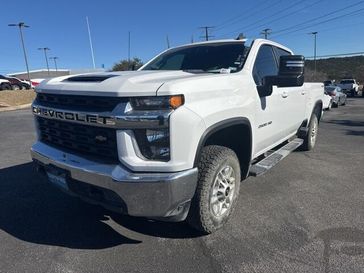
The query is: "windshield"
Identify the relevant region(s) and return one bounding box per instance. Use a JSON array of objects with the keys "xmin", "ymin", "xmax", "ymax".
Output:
[
  {"xmin": 340, "ymin": 80, "xmax": 354, "ymax": 84},
  {"xmin": 142, "ymin": 43, "xmax": 247, "ymax": 73}
]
